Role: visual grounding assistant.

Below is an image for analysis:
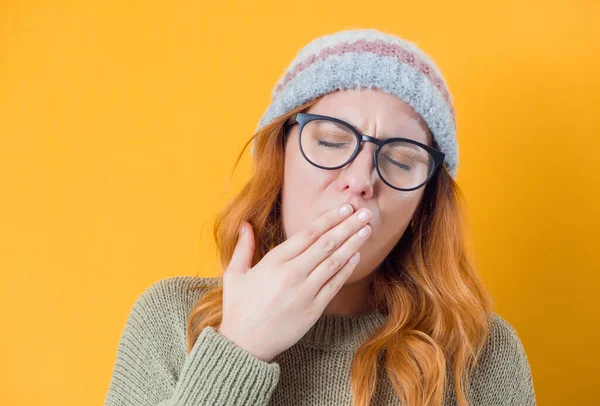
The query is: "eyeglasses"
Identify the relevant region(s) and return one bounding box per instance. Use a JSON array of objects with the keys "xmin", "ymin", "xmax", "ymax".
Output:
[{"xmin": 288, "ymin": 112, "xmax": 445, "ymax": 191}]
